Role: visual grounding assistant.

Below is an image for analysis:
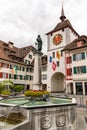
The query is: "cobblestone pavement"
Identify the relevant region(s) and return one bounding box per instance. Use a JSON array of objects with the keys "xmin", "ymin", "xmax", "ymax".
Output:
[{"xmin": 76, "ymin": 107, "xmax": 87, "ymax": 130}]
